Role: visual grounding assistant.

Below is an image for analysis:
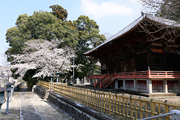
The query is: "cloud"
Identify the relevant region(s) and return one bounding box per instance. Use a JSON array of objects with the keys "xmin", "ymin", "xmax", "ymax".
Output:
[
  {"xmin": 81, "ymin": 0, "xmax": 133, "ymax": 19},
  {"xmin": 130, "ymin": 0, "xmax": 140, "ymax": 3}
]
